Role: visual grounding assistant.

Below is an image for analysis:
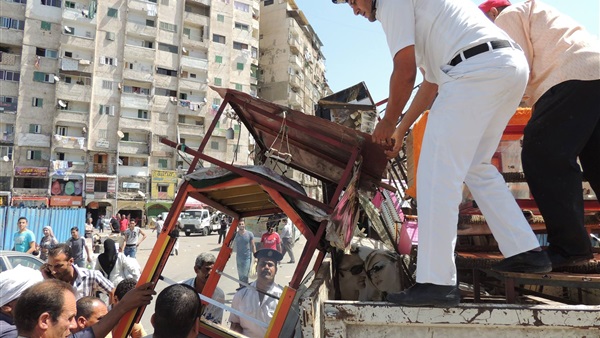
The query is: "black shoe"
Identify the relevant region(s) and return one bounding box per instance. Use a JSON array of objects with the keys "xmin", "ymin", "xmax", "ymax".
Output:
[
  {"xmin": 547, "ymin": 250, "xmax": 593, "ymax": 269},
  {"xmin": 288, "ymin": 260, "xmax": 295, "ymax": 264},
  {"xmin": 491, "ymin": 250, "xmax": 552, "ymax": 273},
  {"xmin": 386, "ymin": 283, "xmax": 460, "ymax": 307}
]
